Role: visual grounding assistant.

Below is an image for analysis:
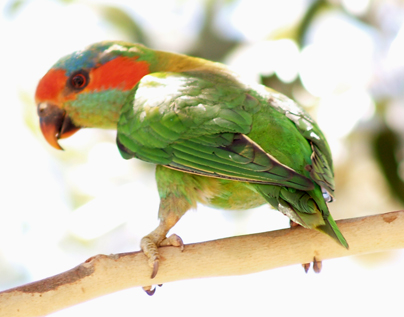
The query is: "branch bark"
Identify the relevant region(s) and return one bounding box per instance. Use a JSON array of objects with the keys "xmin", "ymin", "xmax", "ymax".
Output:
[{"xmin": 1, "ymin": 210, "xmax": 404, "ymax": 317}]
